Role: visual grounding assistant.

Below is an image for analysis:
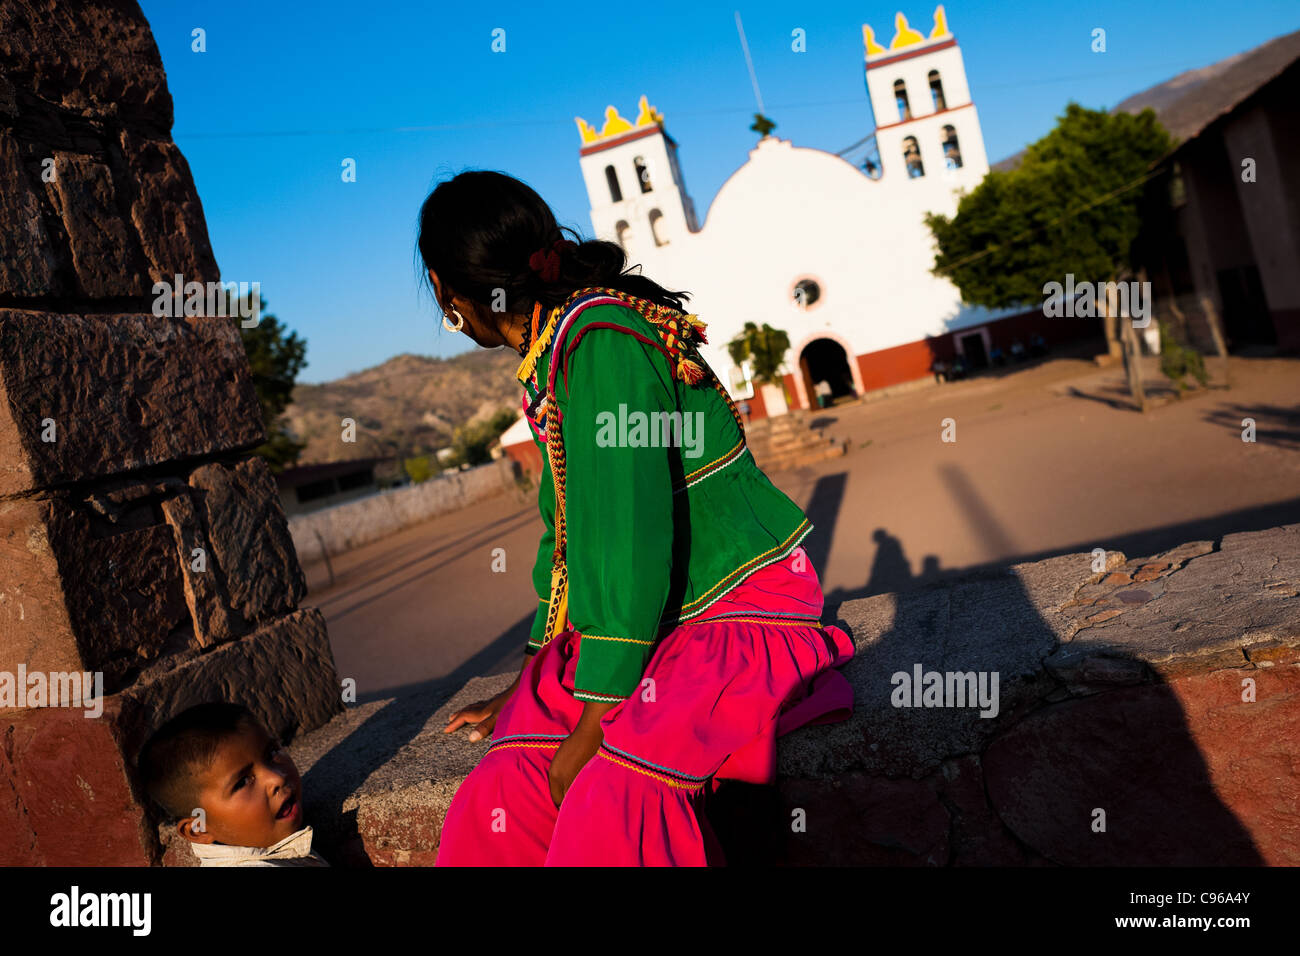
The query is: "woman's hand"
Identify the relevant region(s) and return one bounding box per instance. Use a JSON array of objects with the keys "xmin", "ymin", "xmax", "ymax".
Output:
[
  {"xmin": 548, "ymin": 724, "xmax": 603, "ymax": 807},
  {"xmin": 444, "ymin": 679, "xmax": 518, "ymax": 742},
  {"xmin": 547, "ymin": 699, "xmax": 619, "ymax": 807}
]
